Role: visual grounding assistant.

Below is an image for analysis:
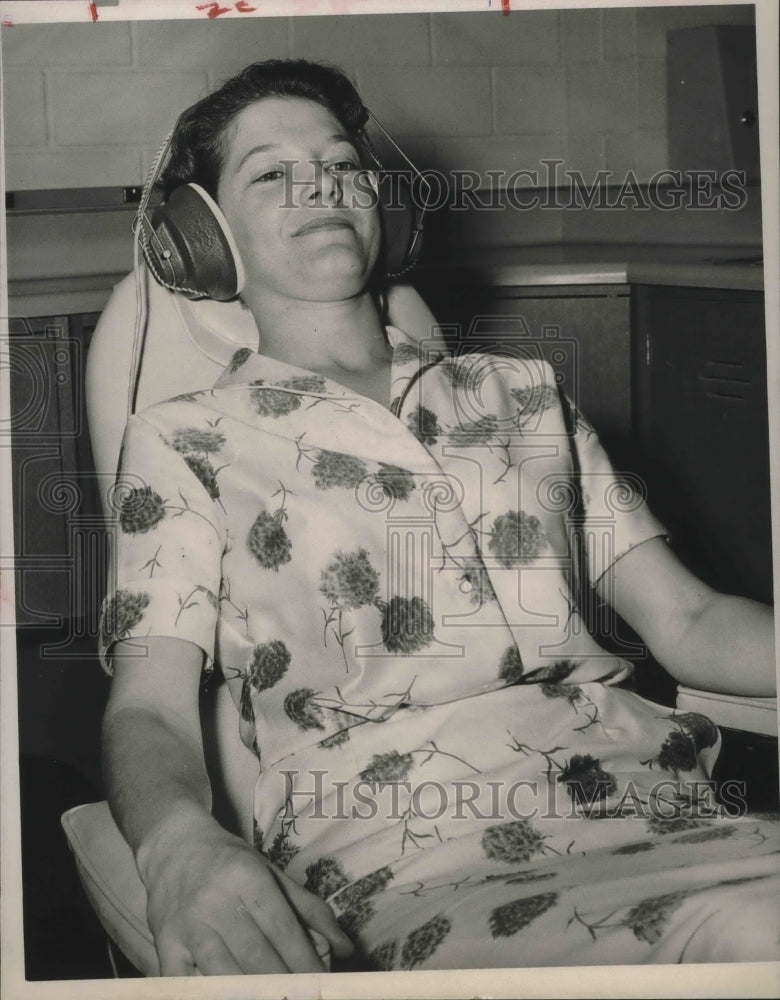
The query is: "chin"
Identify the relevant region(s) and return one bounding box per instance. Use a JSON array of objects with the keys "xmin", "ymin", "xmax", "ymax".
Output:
[{"xmin": 302, "ymin": 257, "xmax": 377, "ymax": 300}]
